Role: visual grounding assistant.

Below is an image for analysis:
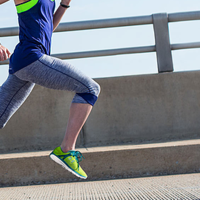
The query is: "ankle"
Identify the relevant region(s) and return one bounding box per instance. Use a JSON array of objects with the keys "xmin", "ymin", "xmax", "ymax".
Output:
[{"xmin": 60, "ymin": 145, "xmax": 74, "ymax": 153}]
